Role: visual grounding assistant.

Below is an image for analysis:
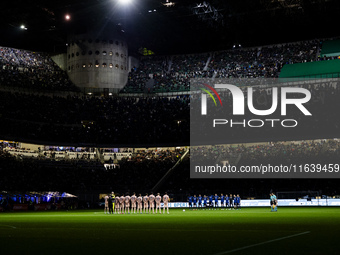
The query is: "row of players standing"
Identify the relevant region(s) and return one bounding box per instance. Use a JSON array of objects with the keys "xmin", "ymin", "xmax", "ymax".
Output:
[
  {"xmin": 105, "ymin": 192, "xmax": 170, "ymax": 214},
  {"xmin": 188, "ymin": 194, "xmax": 241, "ymax": 209}
]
